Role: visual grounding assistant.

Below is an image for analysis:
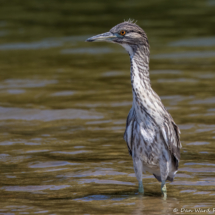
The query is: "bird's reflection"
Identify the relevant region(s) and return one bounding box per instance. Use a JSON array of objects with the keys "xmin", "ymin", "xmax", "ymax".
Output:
[{"xmin": 131, "ymin": 194, "xmax": 179, "ymax": 215}]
